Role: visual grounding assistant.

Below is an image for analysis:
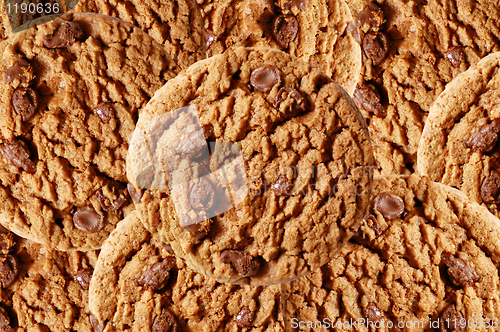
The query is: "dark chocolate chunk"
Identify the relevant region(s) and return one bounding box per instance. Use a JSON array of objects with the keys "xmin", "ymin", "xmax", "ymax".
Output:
[
  {"xmin": 43, "ymin": 22, "xmax": 84, "ymax": 48},
  {"xmin": 183, "ymin": 223, "xmax": 208, "ymax": 240},
  {"xmin": 152, "ymin": 308, "xmax": 179, "ymax": 332},
  {"xmin": 235, "ymin": 306, "xmax": 255, "ymax": 327},
  {"xmin": 446, "ymin": 46, "xmax": 466, "ymax": 68},
  {"xmin": 439, "ymin": 304, "xmax": 465, "ymax": 332},
  {"xmin": 220, "ymin": 250, "xmax": 260, "ymax": 277},
  {"xmin": 363, "ymin": 302, "xmax": 383, "ymax": 321},
  {"xmin": 272, "ymin": 175, "xmax": 292, "ymax": 196},
  {"xmin": 443, "ymin": 252, "xmax": 482, "ymax": 287},
  {"xmin": 480, "ymin": 169, "xmax": 500, "ymax": 204},
  {"xmin": 127, "ymin": 183, "xmax": 143, "ymax": 203},
  {"xmin": 73, "ymin": 206, "xmax": 104, "ymax": 233},
  {"xmin": 75, "ymin": 268, "xmax": 93, "ymax": 290},
  {"xmin": 12, "ymin": 87, "xmax": 39, "ymax": 121},
  {"xmin": 0, "ymin": 254, "xmax": 19, "ymax": 288},
  {"xmin": 137, "ymin": 257, "xmax": 175, "ymax": 291},
  {"xmin": 374, "ymin": 192, "xmax": 404, "ymax": 220},
  {"xmin": 250, "ymin": 65, "xmax": 282, "ymax": 93},
  {"xmin": 354, "ymin": 4, "xmax": 384, "ymax": 30},
  {"xmin": 5, "ymin": 59, "xmax": 34, "ymax": 86},
  {"xmin": 464, "ymin": 120, "xmax": 500, "ymax": 152},
  {"xmin": 89, "ymin": 314, "xmax": 105, "ymax": 332},
  {"xmin": 362, "ymin": 32, "xmax": 389, "ymax": 66},
  {"xmin": 0, "ymin": 139, "xmax": 36, "ymax": 173},
  {"xmin": 189, "ymin": 179, "xmax": 214, "ymax": 211},
  {"xmin": 95, "ymin": 103, "xmax": 114, "ymax": 123},
  {"xmin": 353, "ymin": 82, "xmax": 385, "ymax": 117},
  {"xmin": 271, "ymin": 14, "xmax": 299, "ymax": 49}
]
